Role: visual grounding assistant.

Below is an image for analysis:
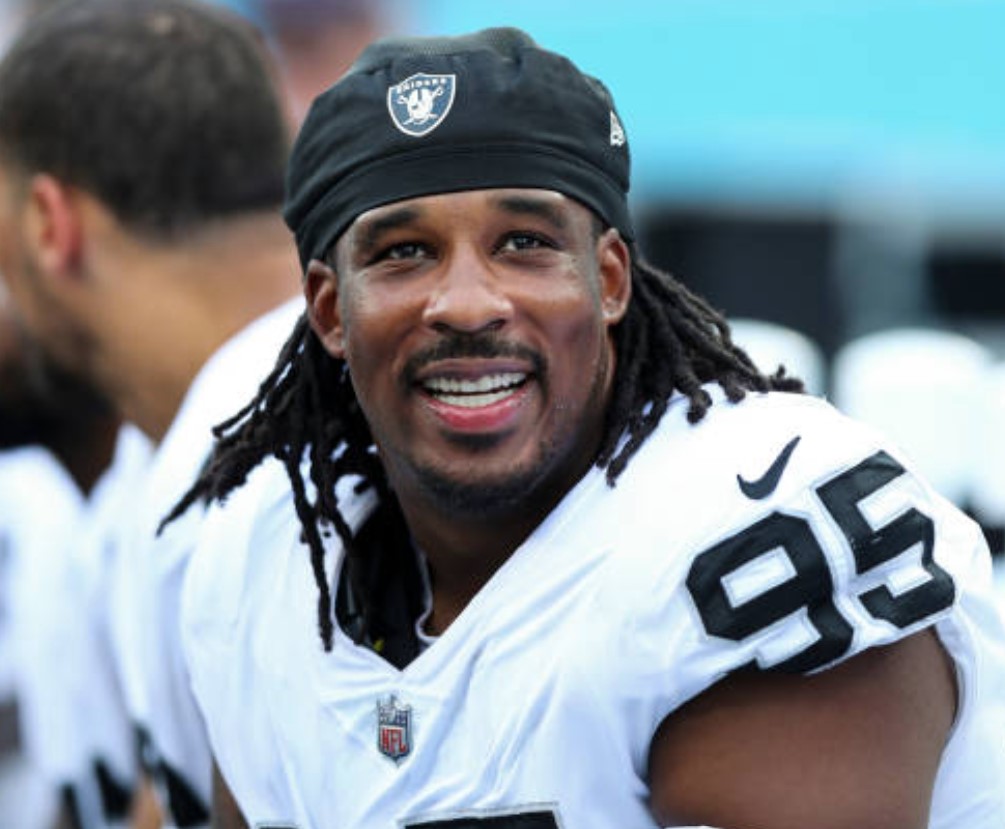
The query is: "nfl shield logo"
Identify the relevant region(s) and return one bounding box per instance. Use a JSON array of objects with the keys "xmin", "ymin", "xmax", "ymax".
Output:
[
  {"xmin": 377, "ymin": 695, "xmax": 412, "ymax": 763},
  {"xmin": 387, "ymin": 73, "xmax": 456, "ymax": 137}
]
